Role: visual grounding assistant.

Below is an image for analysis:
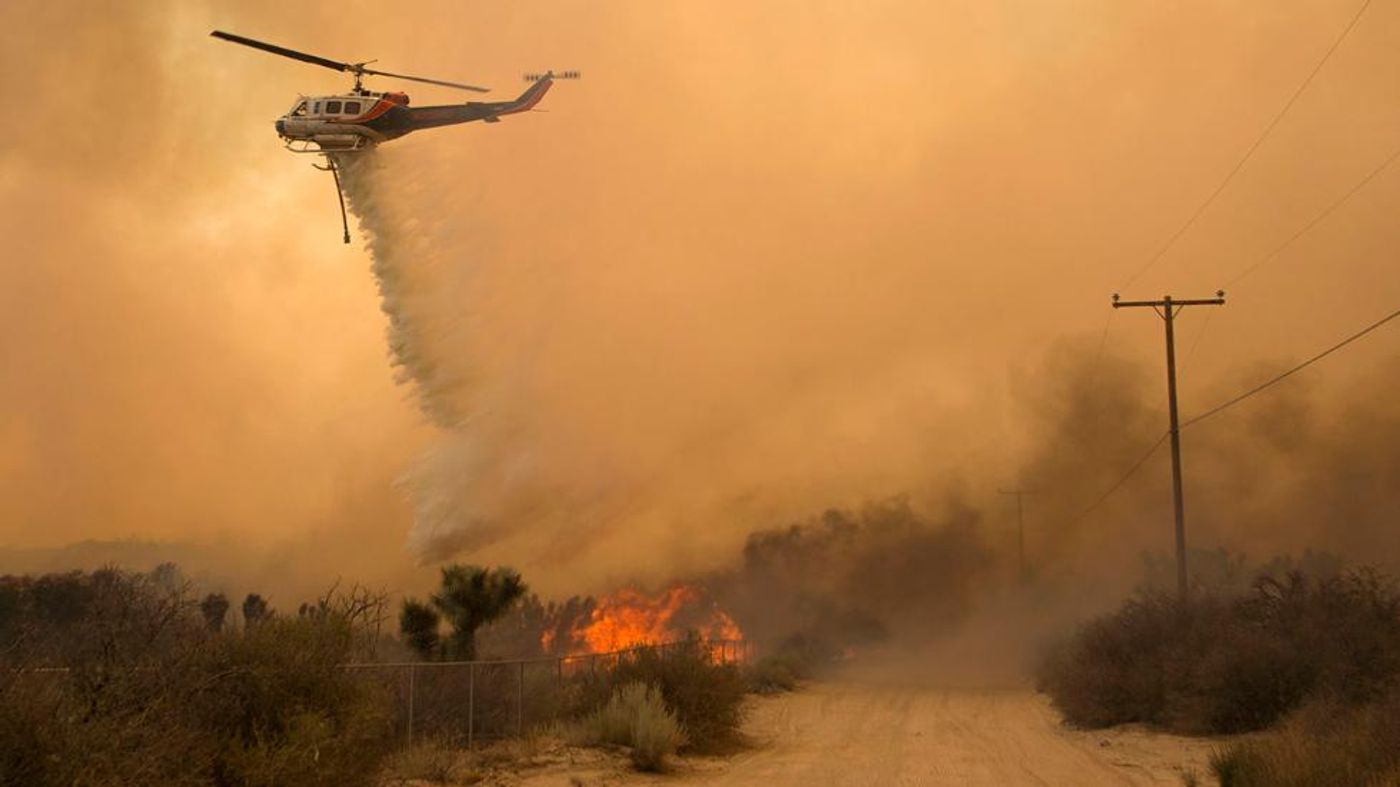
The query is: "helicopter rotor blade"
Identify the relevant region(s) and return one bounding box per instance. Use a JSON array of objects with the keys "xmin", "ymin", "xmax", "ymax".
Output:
[
  {"xmin": 210, "ymin": 30, "xmax": 350, "ymax": 74},
  {"xmin": 360, "ymin": 67, "xmax": 490, "ymax": 93},
  {"xmin": 212, "ymin": 30, "xmax": 490, "ymax": 93}
]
